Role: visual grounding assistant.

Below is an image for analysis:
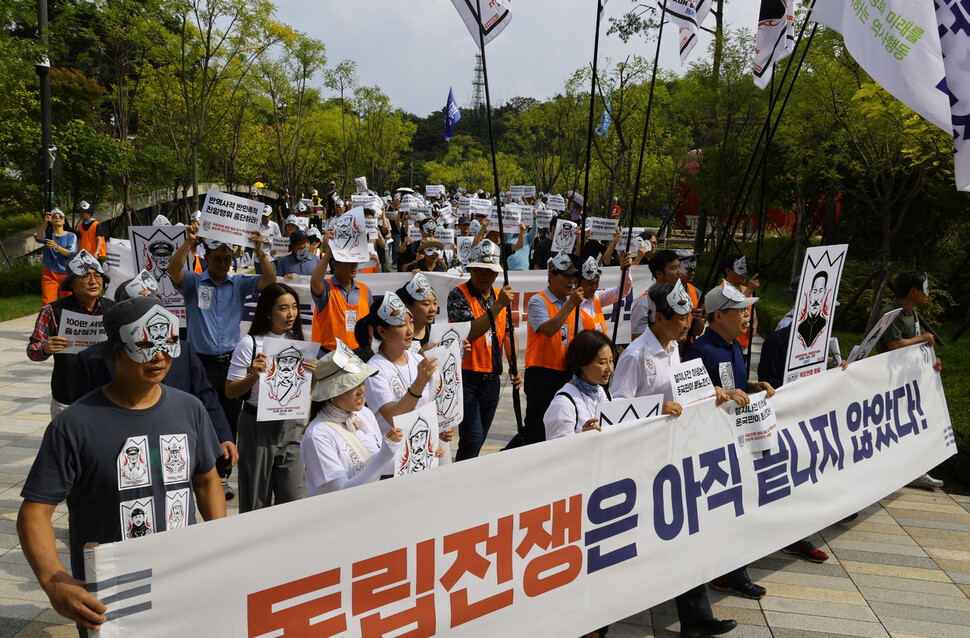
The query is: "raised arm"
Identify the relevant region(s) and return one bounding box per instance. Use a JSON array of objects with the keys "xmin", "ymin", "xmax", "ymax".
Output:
[{"xmin": 168, "ymin": 222, "xmax": 199, "ymax": 287}]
